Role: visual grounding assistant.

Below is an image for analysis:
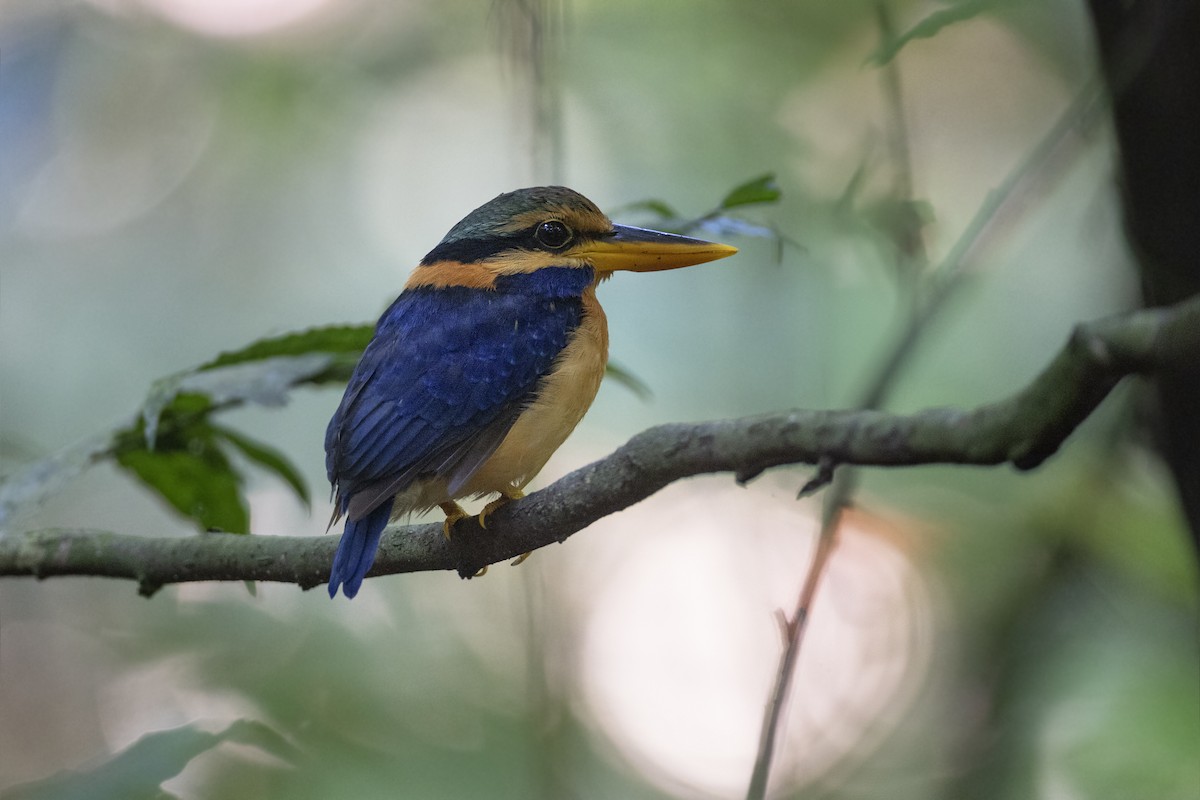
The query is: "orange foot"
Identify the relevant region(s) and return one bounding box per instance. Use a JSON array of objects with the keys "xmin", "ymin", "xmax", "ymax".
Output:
[{"xmin": 438, "ymin": 501, "xmax": 468, "ymax": 541}]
